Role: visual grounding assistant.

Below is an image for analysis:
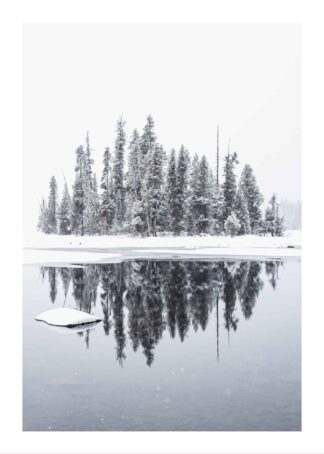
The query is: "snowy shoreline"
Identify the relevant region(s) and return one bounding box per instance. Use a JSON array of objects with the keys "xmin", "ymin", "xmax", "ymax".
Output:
[{"xmin": 23, "ymin": 230, "xmax": 301, "ymax": 265}]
